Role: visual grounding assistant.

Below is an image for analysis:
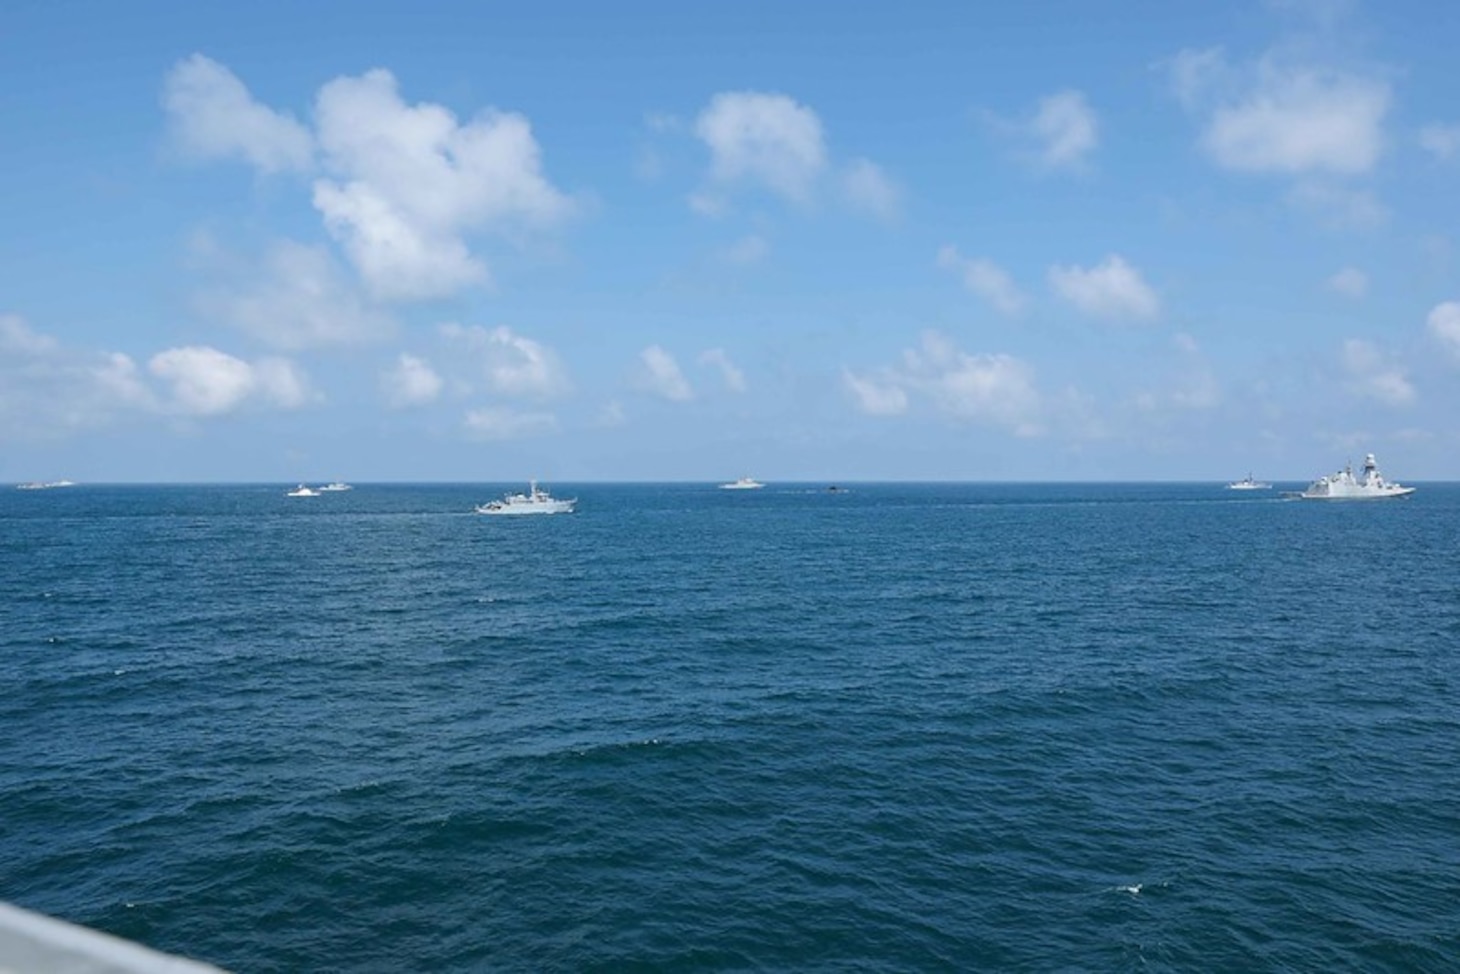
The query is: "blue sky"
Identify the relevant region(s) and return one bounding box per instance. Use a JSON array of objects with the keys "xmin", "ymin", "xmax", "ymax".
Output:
[{"xmin": 2, "ymin": 0, "xmax": 1458, "ymax": 482}]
